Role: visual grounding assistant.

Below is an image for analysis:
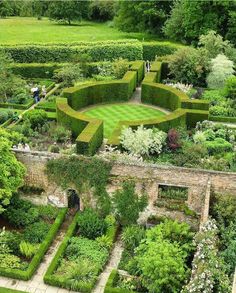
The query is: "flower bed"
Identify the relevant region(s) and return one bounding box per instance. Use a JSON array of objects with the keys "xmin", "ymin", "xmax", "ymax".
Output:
[
  {"xmin": 44, "ymin": 209, "xmax": 117, "ymax": 292},
  {"xmin": 0, "ymin": 196, "xmax": 67, "ymax": 280}
]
